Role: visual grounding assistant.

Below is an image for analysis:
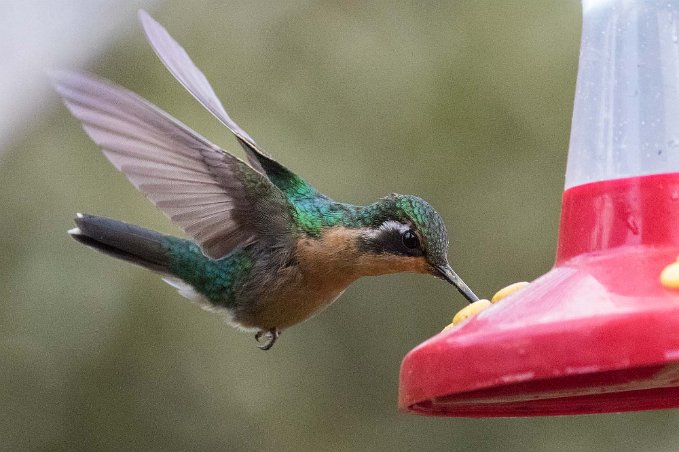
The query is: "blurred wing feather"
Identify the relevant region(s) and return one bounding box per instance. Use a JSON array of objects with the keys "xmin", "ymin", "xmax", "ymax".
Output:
[
  {"xmin": 138, "ymin": 10, "xmax": 329, "ymax": 205},
  {"xmin": 51, "ymin": 70, "xmax": 290, "ymax": 259},
  {"xmin": 138, "ymin": 9, "xmax": 268, "ymax": 175}
]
